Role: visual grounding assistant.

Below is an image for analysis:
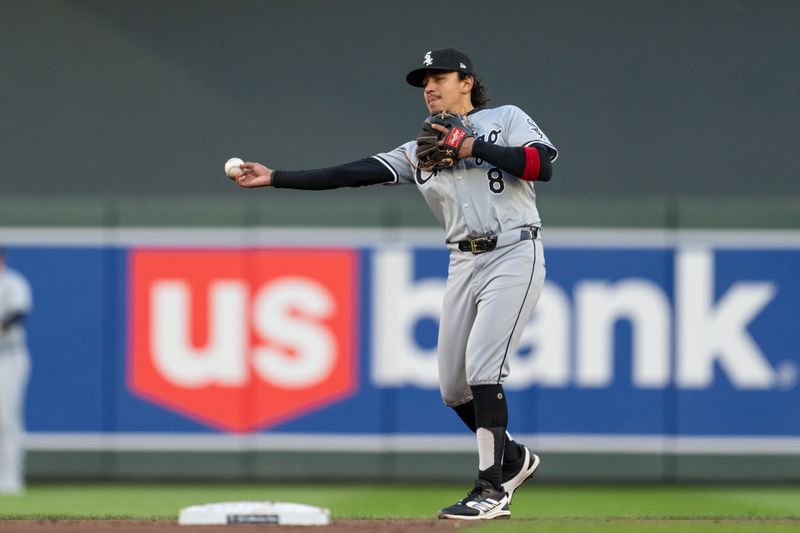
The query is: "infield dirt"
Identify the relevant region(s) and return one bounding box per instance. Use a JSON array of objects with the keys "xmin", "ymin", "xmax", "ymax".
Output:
[
  {"xmin": 0, "ymin": 519, "xmax": 477, "ymax": 532},
  {"xmin": 6, "ymin": 518, "xmax": 800, "ymax": 532}
]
